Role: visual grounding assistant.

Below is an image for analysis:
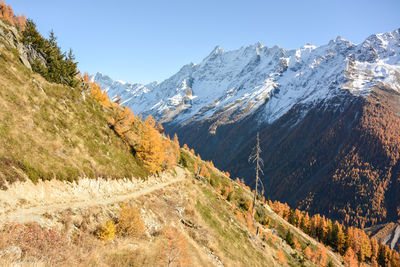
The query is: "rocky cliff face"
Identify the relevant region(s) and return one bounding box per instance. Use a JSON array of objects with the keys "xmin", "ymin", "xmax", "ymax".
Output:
[
  {"xmin": 0, "ymin": 20, "xmax": 45, "ymax": 70},
  {"xmin": 95, "ymin": 28, "xmax": 400, "ymax": 227}
]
